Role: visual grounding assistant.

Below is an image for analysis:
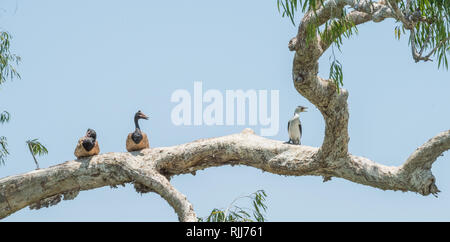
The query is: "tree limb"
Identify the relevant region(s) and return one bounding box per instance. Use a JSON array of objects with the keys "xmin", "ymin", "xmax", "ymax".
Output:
[
  {"xmin": 0, "ymin": 0, "xmax": 448, "ymax": 221},
  {"xmin": 289, "ymin": 0, "xmax": 397, "ymax": 161},
  {"xmin": 1, "ymin": 128, "xmax": 449, "ymax": 220},
  {"xmin": 401, "ymin": 130, "xmax": 450, "ymax": 175},
  {"xmin": 0, "ymin": 152, "xmax": 197, "ymax": 221}
]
